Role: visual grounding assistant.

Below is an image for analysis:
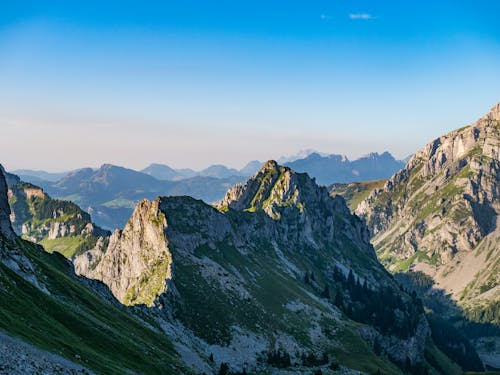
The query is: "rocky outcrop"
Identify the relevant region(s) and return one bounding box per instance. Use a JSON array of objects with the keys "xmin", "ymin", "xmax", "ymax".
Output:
[
  {"xmin": 217, "ymin": 160, "xmax": 373, "ymax": 252},
  {"xmin": 357, "ymin": 103, "xmax": 500, "ymax": 308},
  {"xmin": 0, "ymin": 167, "xmax": 49, "ymax": 292},
  {"xmin": 74, "ymin": 198, "xmax": 172, "ymax": 307}
]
